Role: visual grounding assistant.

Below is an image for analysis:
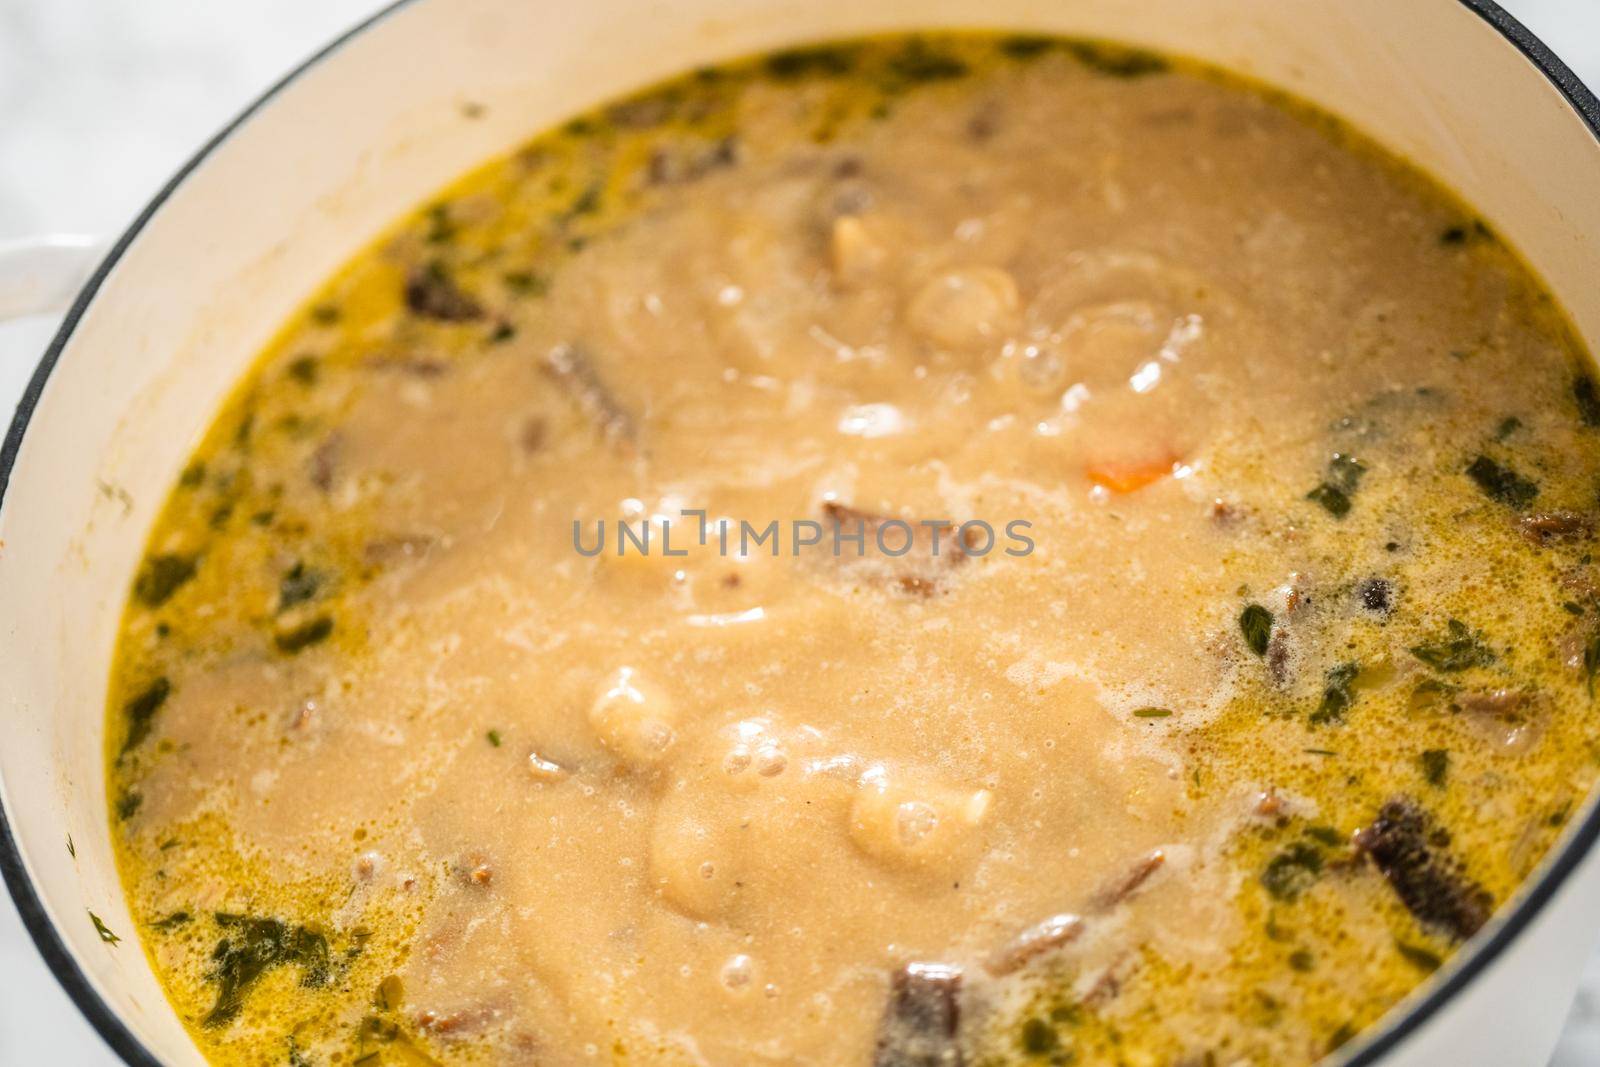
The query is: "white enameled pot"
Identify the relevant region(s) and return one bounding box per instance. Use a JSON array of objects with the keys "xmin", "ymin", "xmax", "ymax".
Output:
[{"xmin": 2, "ymin": 2, "xmax": 1599, "ymax": 1064}]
